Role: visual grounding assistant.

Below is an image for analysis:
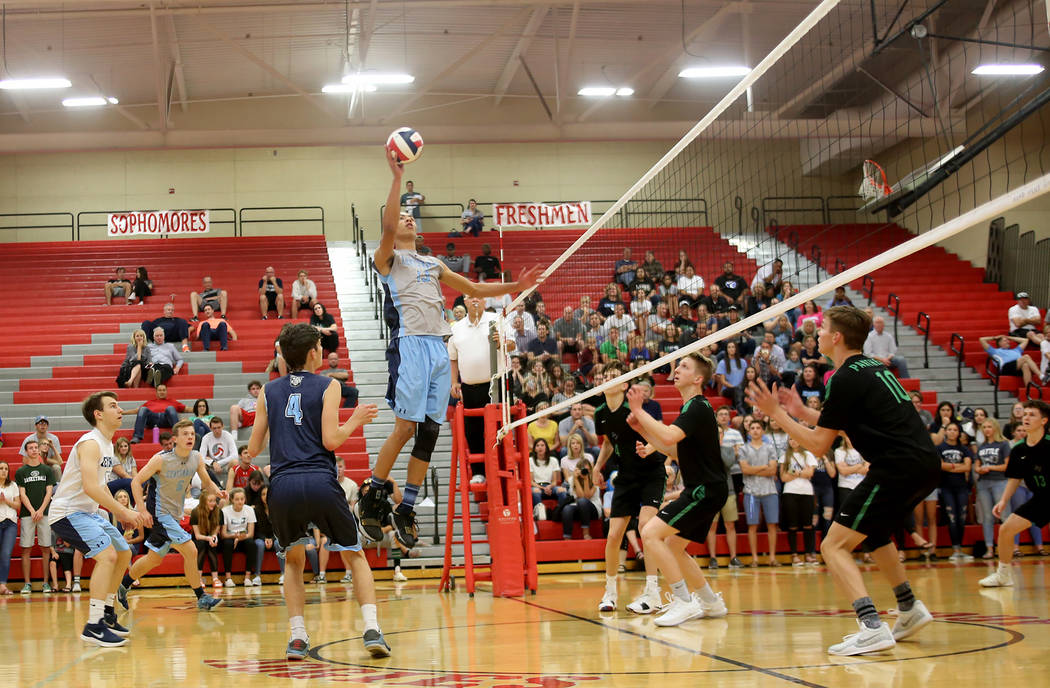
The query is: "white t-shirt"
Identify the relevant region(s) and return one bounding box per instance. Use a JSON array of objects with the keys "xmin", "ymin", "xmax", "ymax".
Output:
[
  {"xmin": 1008, "ymin": 304, "xmax": 1041, "ymax": 332},
  {"xmin": 1040, "ymin": 339, "xmax": 1050, "ymax": 380},
  {"xmin": 531, "ymin": 458, "xmax": 558, "ymax": 485},
  {"xmin": 721, "ymin": 427, "xmax": 744, "ymax": 475},
  {"xmin": 339, "ymin": 477, "xmax": 359, "ymax": 505},
  {"xmin": 779, "ymin": 451, "xmax": 818, "ymax": 495},
  {"xmin": 291, "ymin": 278, "xmax": 317, "ymax": 301},
  {"xmin": 0, "ymin": 482, "xmax": 19, "ymax": 523},
  {"xmin": 221, "ymin": 504, "xmax": 256, "ymax": 535},
  {"xmin": 200, "ymin": 431, "xmax": 239, "ymax": 469},
  {"xmin": 835, "ymin": 447, "xmax": 866, "ymax": 489},
  {"xmin": 676, "ymin": 274, "xmax": 705, "ymax": 296},
  {"xmin": 630, "ymin": 299, "xmax": 652, "ymax": 317},
  {"xmin": 560, "ymin": 455, "xmax": 582, "ymax": 484}
]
